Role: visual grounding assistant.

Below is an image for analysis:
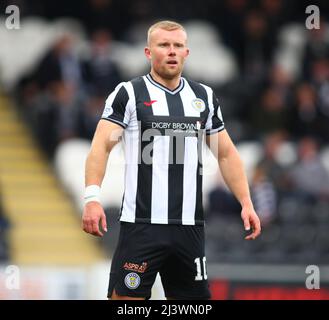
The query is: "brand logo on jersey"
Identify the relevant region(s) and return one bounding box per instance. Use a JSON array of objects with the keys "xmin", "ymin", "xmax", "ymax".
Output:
[
  {"xmin": 151, "ymin": 121, "xmax": 201, "ymax": 132},
  {"xmin": 191, "ymin": 98, "xmax": 206, "ymax": 112},
  {"xmin": 123, "ymin": 262, "xmax": 148, "ymax": 273},
  {"xmin": 144, "ymin": 100, "xmax": 157, "ymax": 106},
  {"xmin": 102, "ymin": 106, "xmax": 113, "ymax": 117},
  {"xmin": 124, "ymin": 272, "xmax": 140, "ymax": 289}
]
